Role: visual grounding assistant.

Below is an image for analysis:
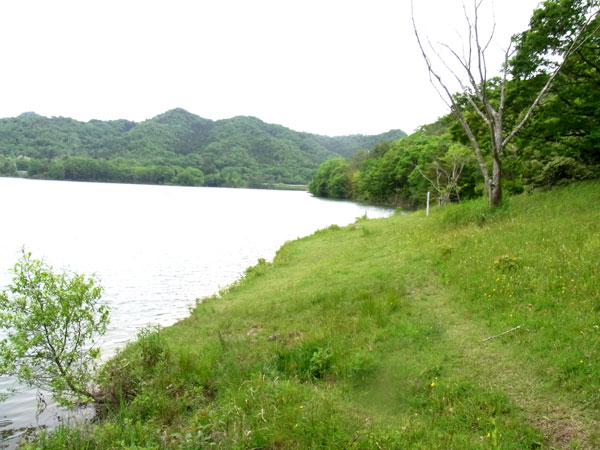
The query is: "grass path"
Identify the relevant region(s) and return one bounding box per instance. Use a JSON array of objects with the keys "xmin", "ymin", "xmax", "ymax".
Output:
[
  {"xmin": 420, "ymin": 284, "xmax": 597, "ymax": 448},
  {"xmin": 385, "ymin": 183, "xmax": 600, "ymax": 448}
]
